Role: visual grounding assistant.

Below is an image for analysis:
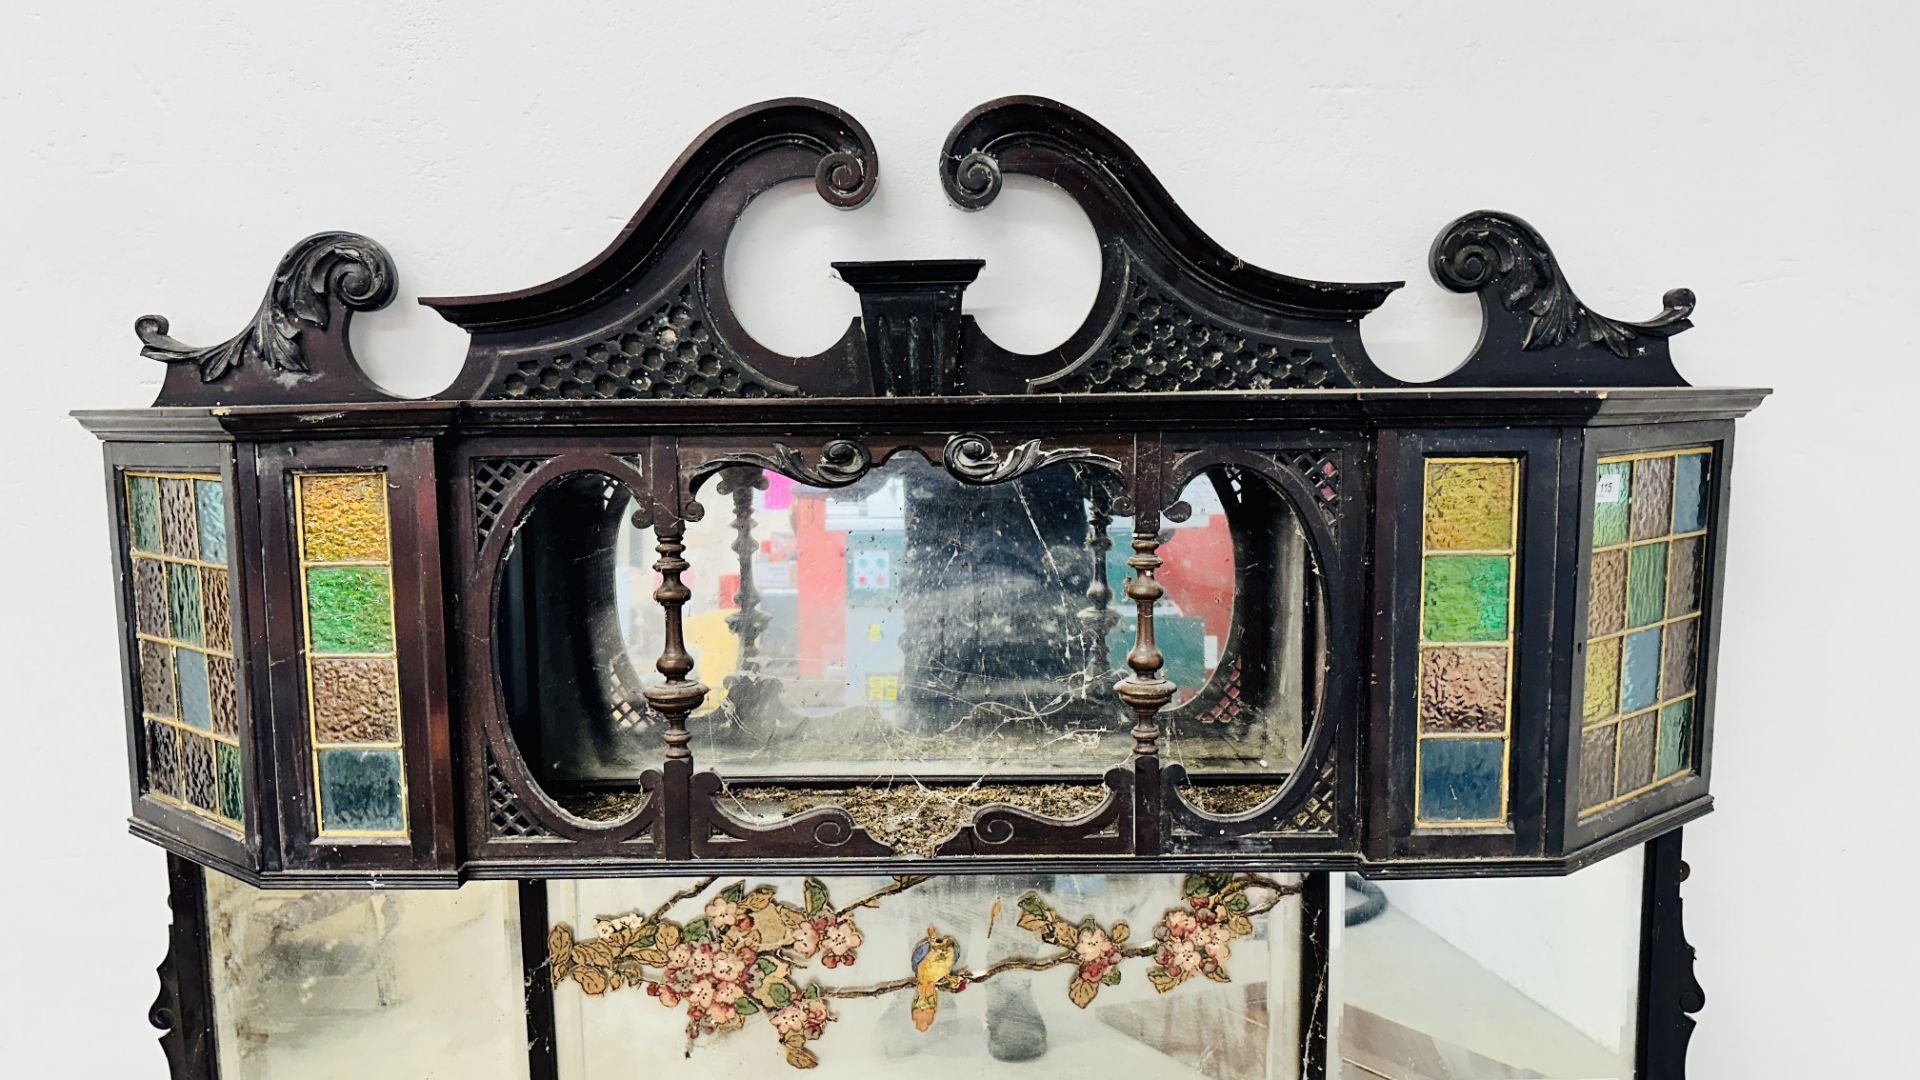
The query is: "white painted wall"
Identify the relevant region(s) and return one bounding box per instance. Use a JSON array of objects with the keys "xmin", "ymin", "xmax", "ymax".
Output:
[{"xmin": 4, "ymin": 2, "xmax": 1915, "ymax": 1075}]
